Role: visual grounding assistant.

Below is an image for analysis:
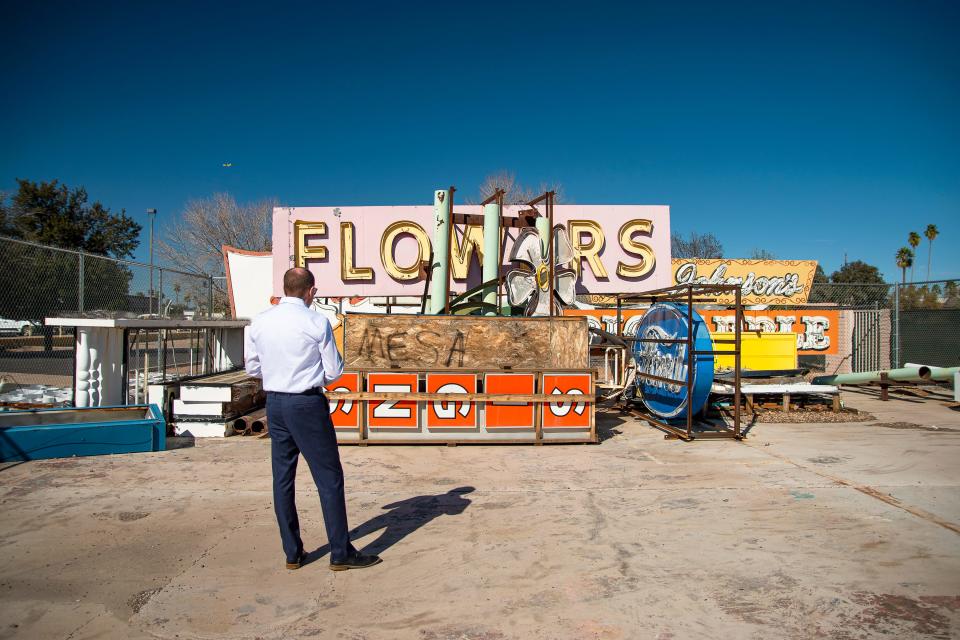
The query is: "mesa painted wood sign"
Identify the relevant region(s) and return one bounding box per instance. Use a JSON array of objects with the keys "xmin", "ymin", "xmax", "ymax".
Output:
[
  {"xmin": 342, "ymin": 315, "xmax": 589, "ymax": 370},
  {"xmin": 324, "ymin": 315, "xmax": 596, "ymax": 444}
]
